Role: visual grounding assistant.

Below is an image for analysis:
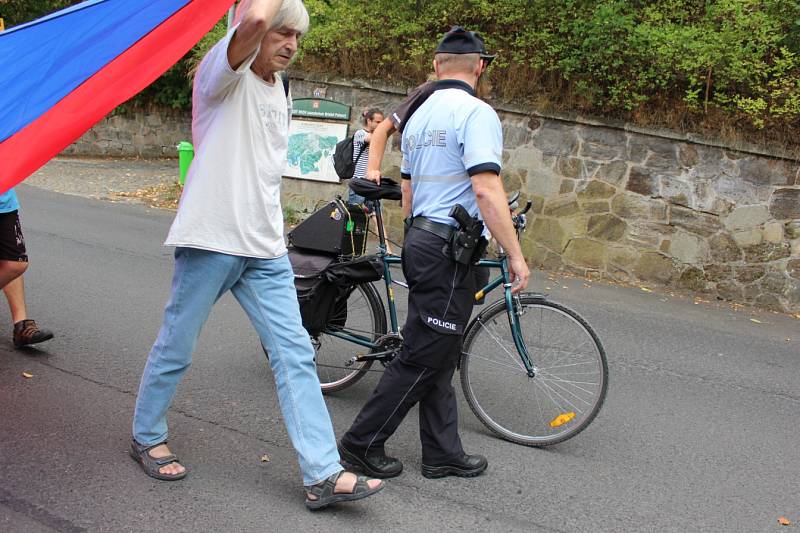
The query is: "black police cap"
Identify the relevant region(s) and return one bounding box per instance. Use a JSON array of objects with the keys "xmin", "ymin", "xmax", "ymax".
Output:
[{"xmin": 435, "ymin": 26, "xmax": 496, "ymax": 64}]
